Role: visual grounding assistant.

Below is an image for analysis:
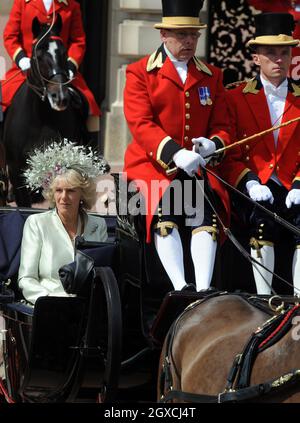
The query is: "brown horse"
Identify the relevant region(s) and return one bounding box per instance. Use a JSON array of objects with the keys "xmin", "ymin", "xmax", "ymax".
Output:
[{"xmin": 158, "ymin": 293, "xmax": 300, "ymax": 403}]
